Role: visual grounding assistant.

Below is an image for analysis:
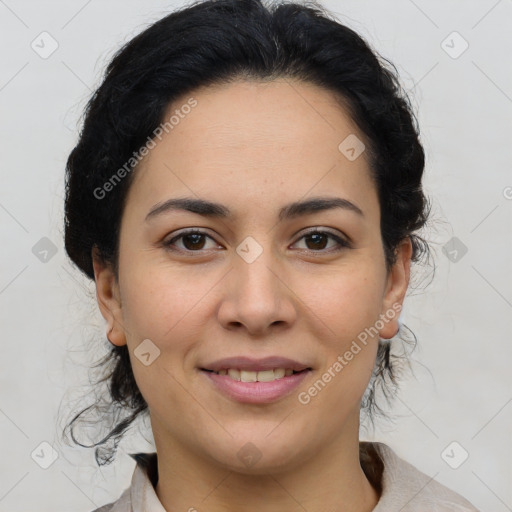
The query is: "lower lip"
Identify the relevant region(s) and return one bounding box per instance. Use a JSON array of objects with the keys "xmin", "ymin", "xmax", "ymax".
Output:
[{"xmin": 201, "ymin": 369, "xmax": 311, "ymax": 404}]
